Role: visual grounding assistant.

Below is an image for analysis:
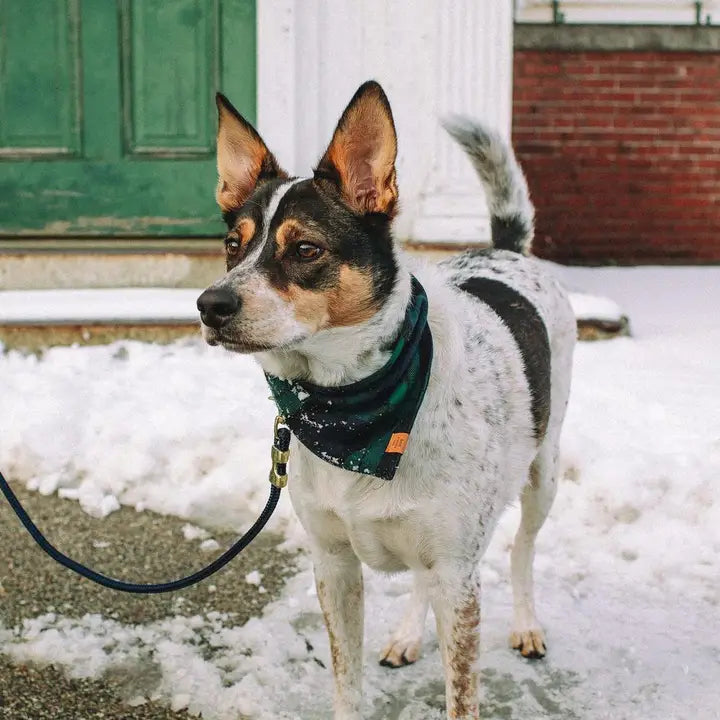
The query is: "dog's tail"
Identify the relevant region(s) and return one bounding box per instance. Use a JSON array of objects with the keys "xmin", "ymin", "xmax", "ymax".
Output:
[{"xmin": 442, "ymin": 115, "xmax": 534, "ymax": 255}]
